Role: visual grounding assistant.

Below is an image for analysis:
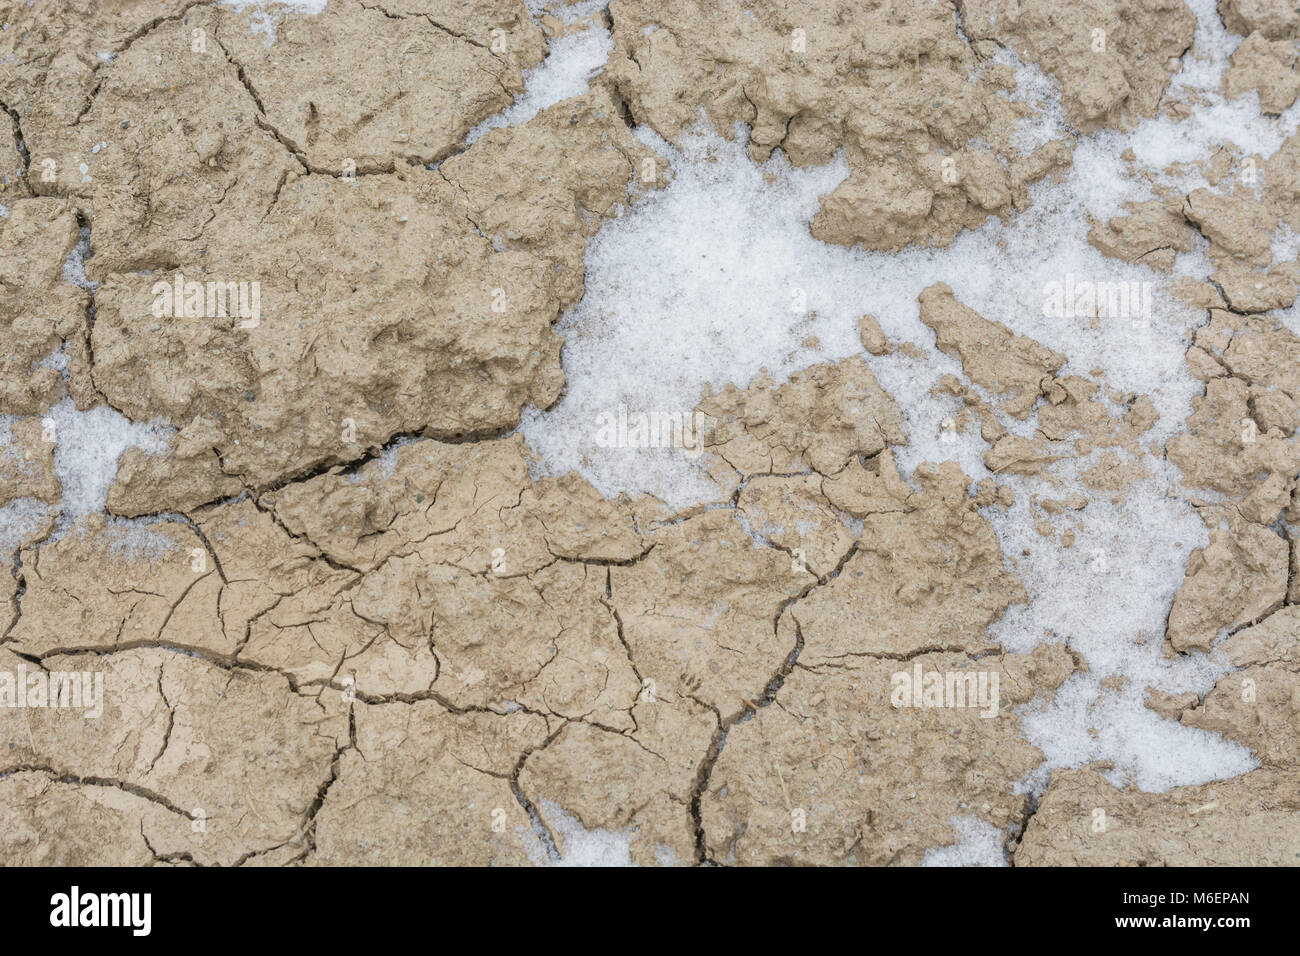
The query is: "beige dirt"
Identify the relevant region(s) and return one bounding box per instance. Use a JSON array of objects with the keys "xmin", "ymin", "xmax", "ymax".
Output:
[{"xmin": 2, "ymin": 0, "xmax": 1299, "ymax": 867}]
